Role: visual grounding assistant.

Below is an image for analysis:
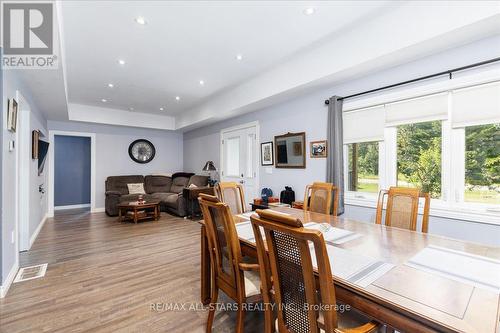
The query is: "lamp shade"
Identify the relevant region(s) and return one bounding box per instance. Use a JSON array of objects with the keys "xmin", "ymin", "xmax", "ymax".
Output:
[{"xmin": 202, "ymin": 161, "xmax": 217, "ymax": 171}]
